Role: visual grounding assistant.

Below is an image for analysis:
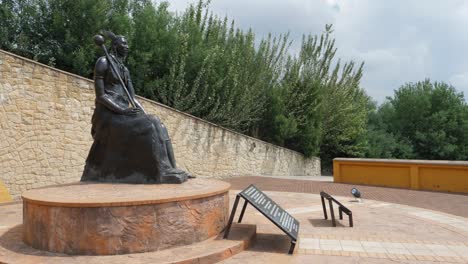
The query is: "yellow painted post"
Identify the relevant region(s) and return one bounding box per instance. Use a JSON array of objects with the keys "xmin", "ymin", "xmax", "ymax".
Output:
[
  {"xmin": 410, "ymin": 165, "xmax": 419, "ymax": 190},
  {"xmin": 0, "ymin": 181, "xmax": 12, "ymax": 202},
  {"xmin": 333, "ymin": 160, "xmax": 341, "ymax": 183}
]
